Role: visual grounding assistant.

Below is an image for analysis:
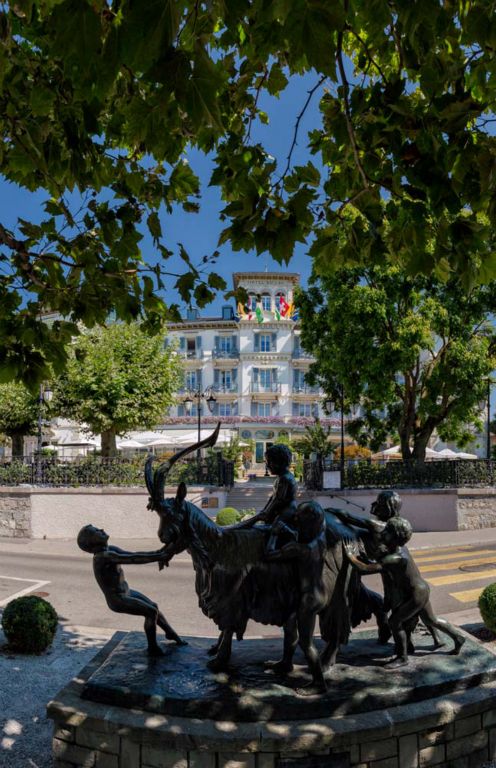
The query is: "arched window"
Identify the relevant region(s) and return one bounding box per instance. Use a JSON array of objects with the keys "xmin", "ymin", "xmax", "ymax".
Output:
[{"xmin": 261, "ymin": 293, "xmax": 271, "ymax": 311}]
